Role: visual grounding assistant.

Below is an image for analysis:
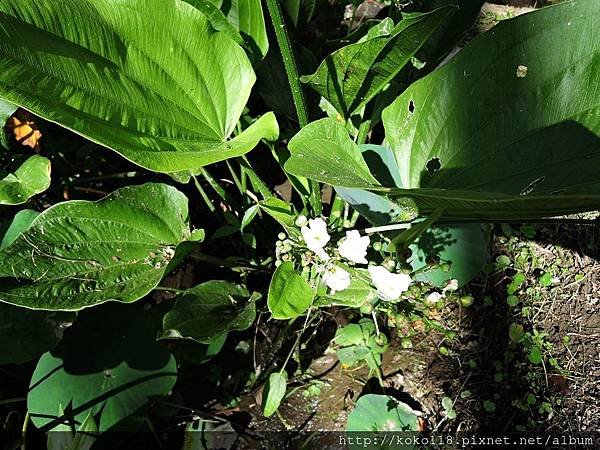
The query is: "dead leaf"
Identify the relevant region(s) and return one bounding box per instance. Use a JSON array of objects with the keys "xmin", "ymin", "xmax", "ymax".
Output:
[{"xmin": 7, "ymin": 116, "xmax": 42, "ymax": 150}]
